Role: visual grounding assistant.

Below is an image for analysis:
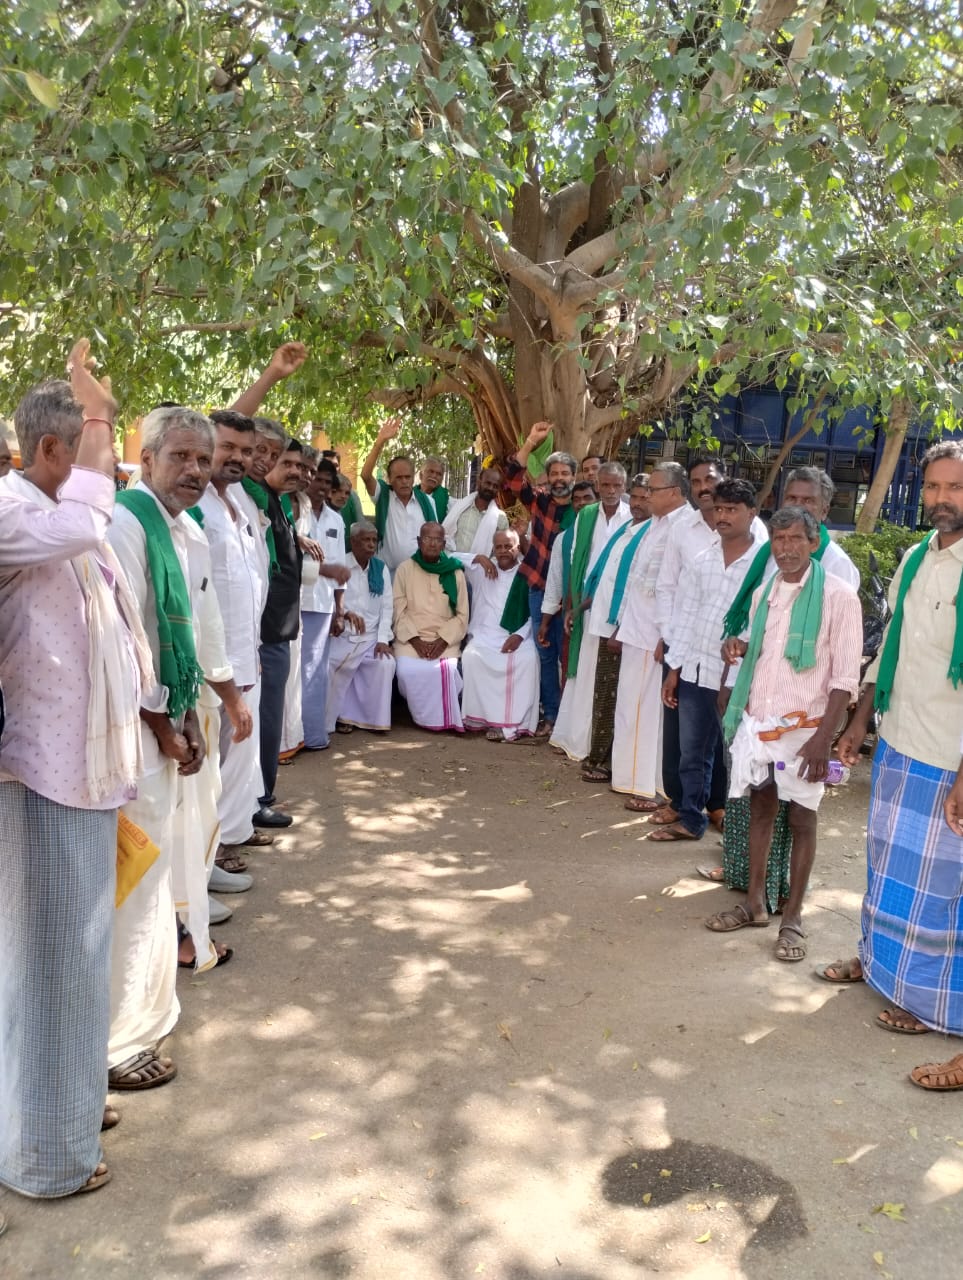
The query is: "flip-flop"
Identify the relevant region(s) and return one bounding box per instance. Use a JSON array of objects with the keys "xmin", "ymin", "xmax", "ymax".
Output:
[
  {"xmin": 909, "ymin": 1053, "xmax": 963, "ymax": 1091},
  {"xmin": 581, "ymin": 768, "xmax": 612, "ymax": 782},
  {"xmin": 648, "ymin": 823, "xmax": 699, "ymax": 842},
  {"xmin": 876, "ymin": 1009, "xmax": 930, "ymax": 1035},
  {"xmin": 647, "ymin": 807, "xmax": 681, "ymax": 825},
  {"xmin": 179, "ymin": 944, "xmax": 234, "ymax": 971},
  {"xmin": 623, "ymin": 796, "xmax": 661, "ymax": 813},
  {"xmin": 236, "ymin": 830, "xmax": 274, "ymax": 847},
  {"xmin": 705, "ymin": 903, "xmax": 770, "ymax": 932},
  {"xmin": 74, "ymin": 1163, "xmax": 111, "ymax": 1195},
  {"xmin": 696, "ymin": 865, "xmax": 724, "ymax": 882},
  {"xmin": 108, "ymin": 1051, "xmax": 178, "ymax": 1091},
  {"xmin": 815, "ymin": 958, "xmax": 863, "ymax": 984},
  {"xmin": 774, "ymin": 925, "xmax": 807, "ymax": 962}
]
